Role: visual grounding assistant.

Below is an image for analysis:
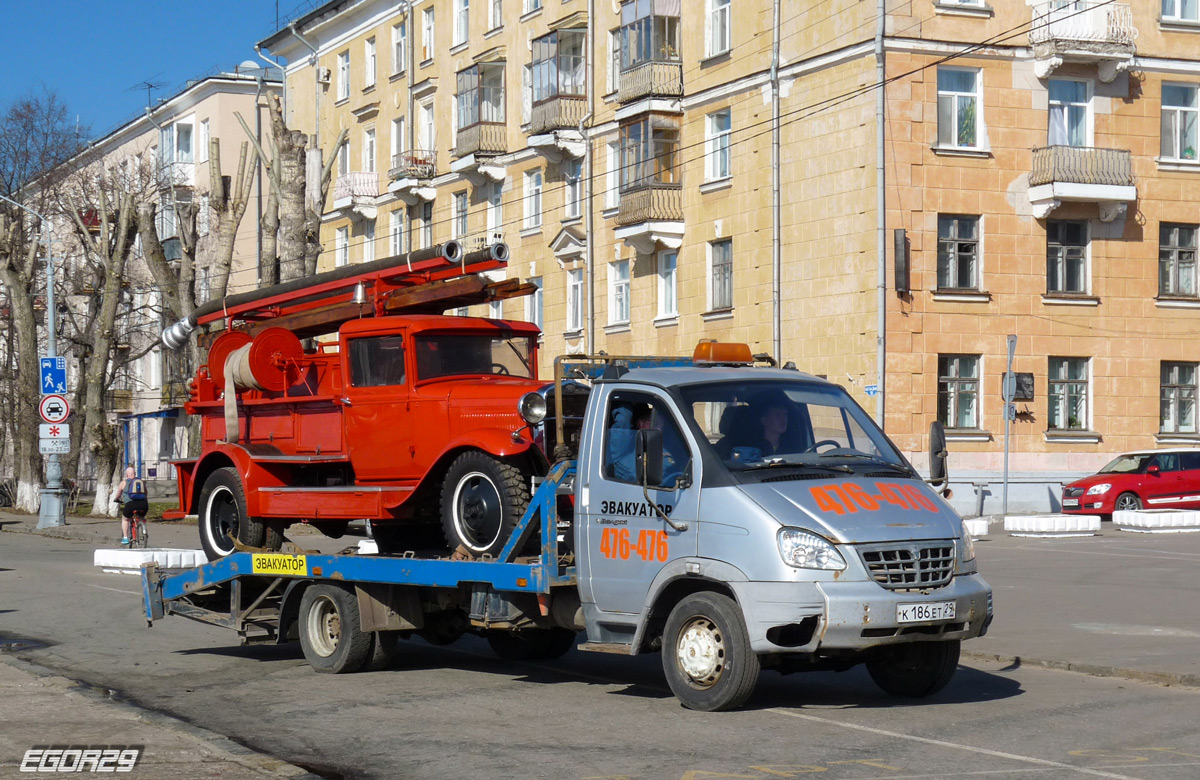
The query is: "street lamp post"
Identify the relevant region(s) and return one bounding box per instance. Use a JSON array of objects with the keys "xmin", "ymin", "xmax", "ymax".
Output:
[{"xmin": 0, "ymin": 193, "xmax": 66, "ymax": 527}]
